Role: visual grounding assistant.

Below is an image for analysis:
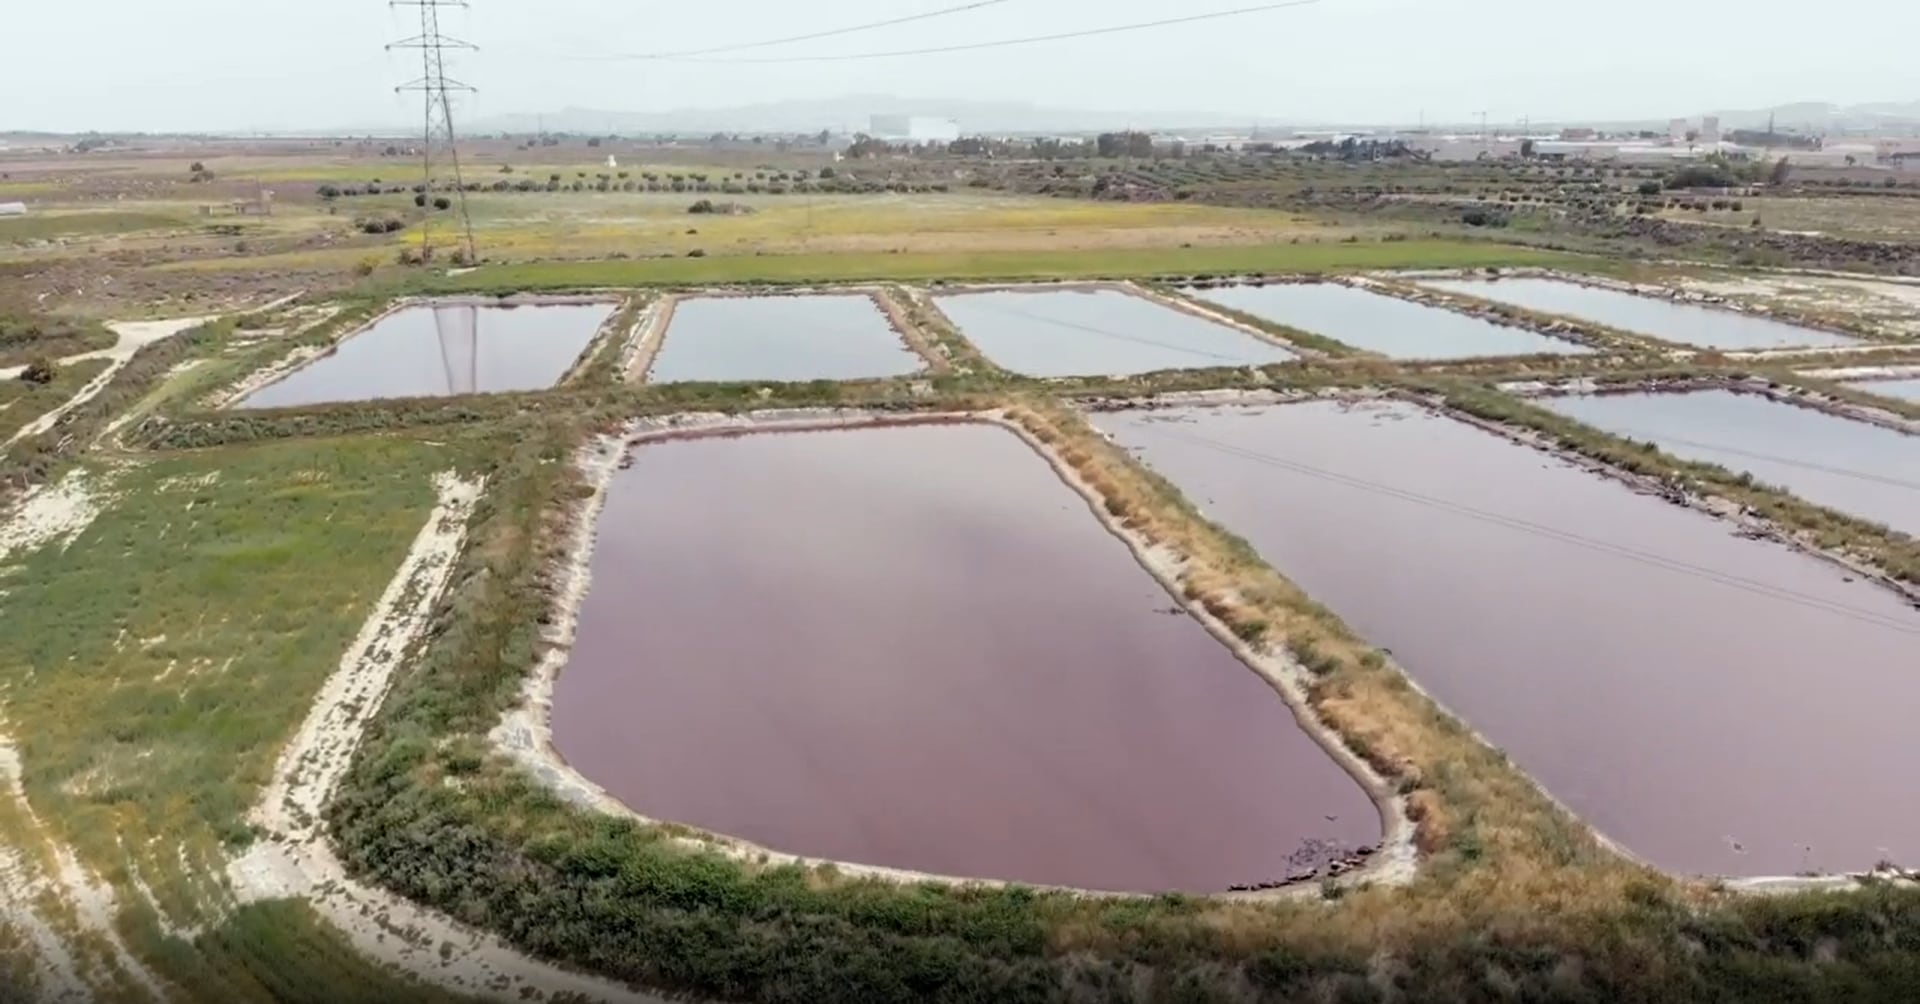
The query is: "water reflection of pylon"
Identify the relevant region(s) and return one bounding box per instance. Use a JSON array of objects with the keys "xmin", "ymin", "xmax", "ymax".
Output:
[{"xmin": 432, "ymin": 304, "xmax": 479, "ymax": 395}]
